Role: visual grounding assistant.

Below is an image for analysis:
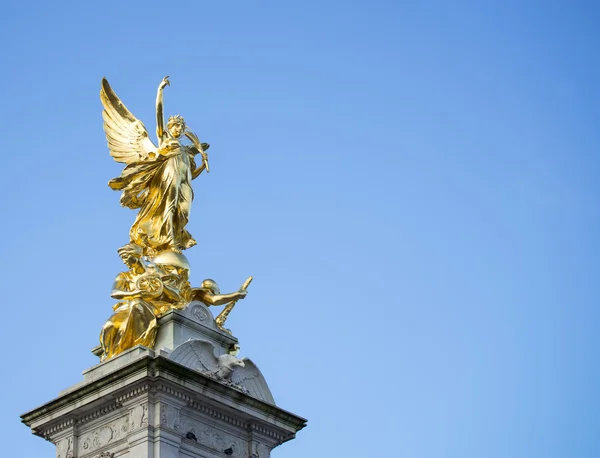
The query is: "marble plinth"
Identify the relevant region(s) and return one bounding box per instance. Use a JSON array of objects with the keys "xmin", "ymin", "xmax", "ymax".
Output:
[
  {"xmin": 22, "ymin": 301, "xmax": 306, "ymax": 457},
  {"xmin": 21, "ymin": 346, "xmax": 305, "ymax": 457}
]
